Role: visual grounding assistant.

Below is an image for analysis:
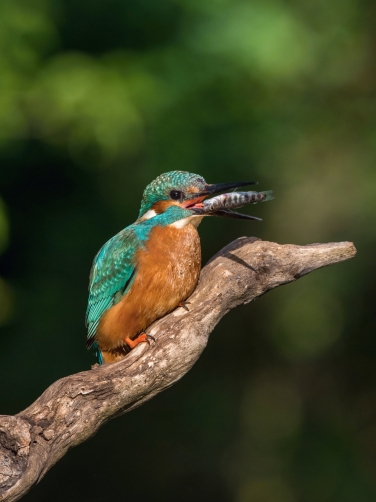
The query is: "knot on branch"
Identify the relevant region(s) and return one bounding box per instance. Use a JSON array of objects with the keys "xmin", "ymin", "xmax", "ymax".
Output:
[{"xmin": 0, "ymin": 416, "xmax": 31, "ymax": 494}]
